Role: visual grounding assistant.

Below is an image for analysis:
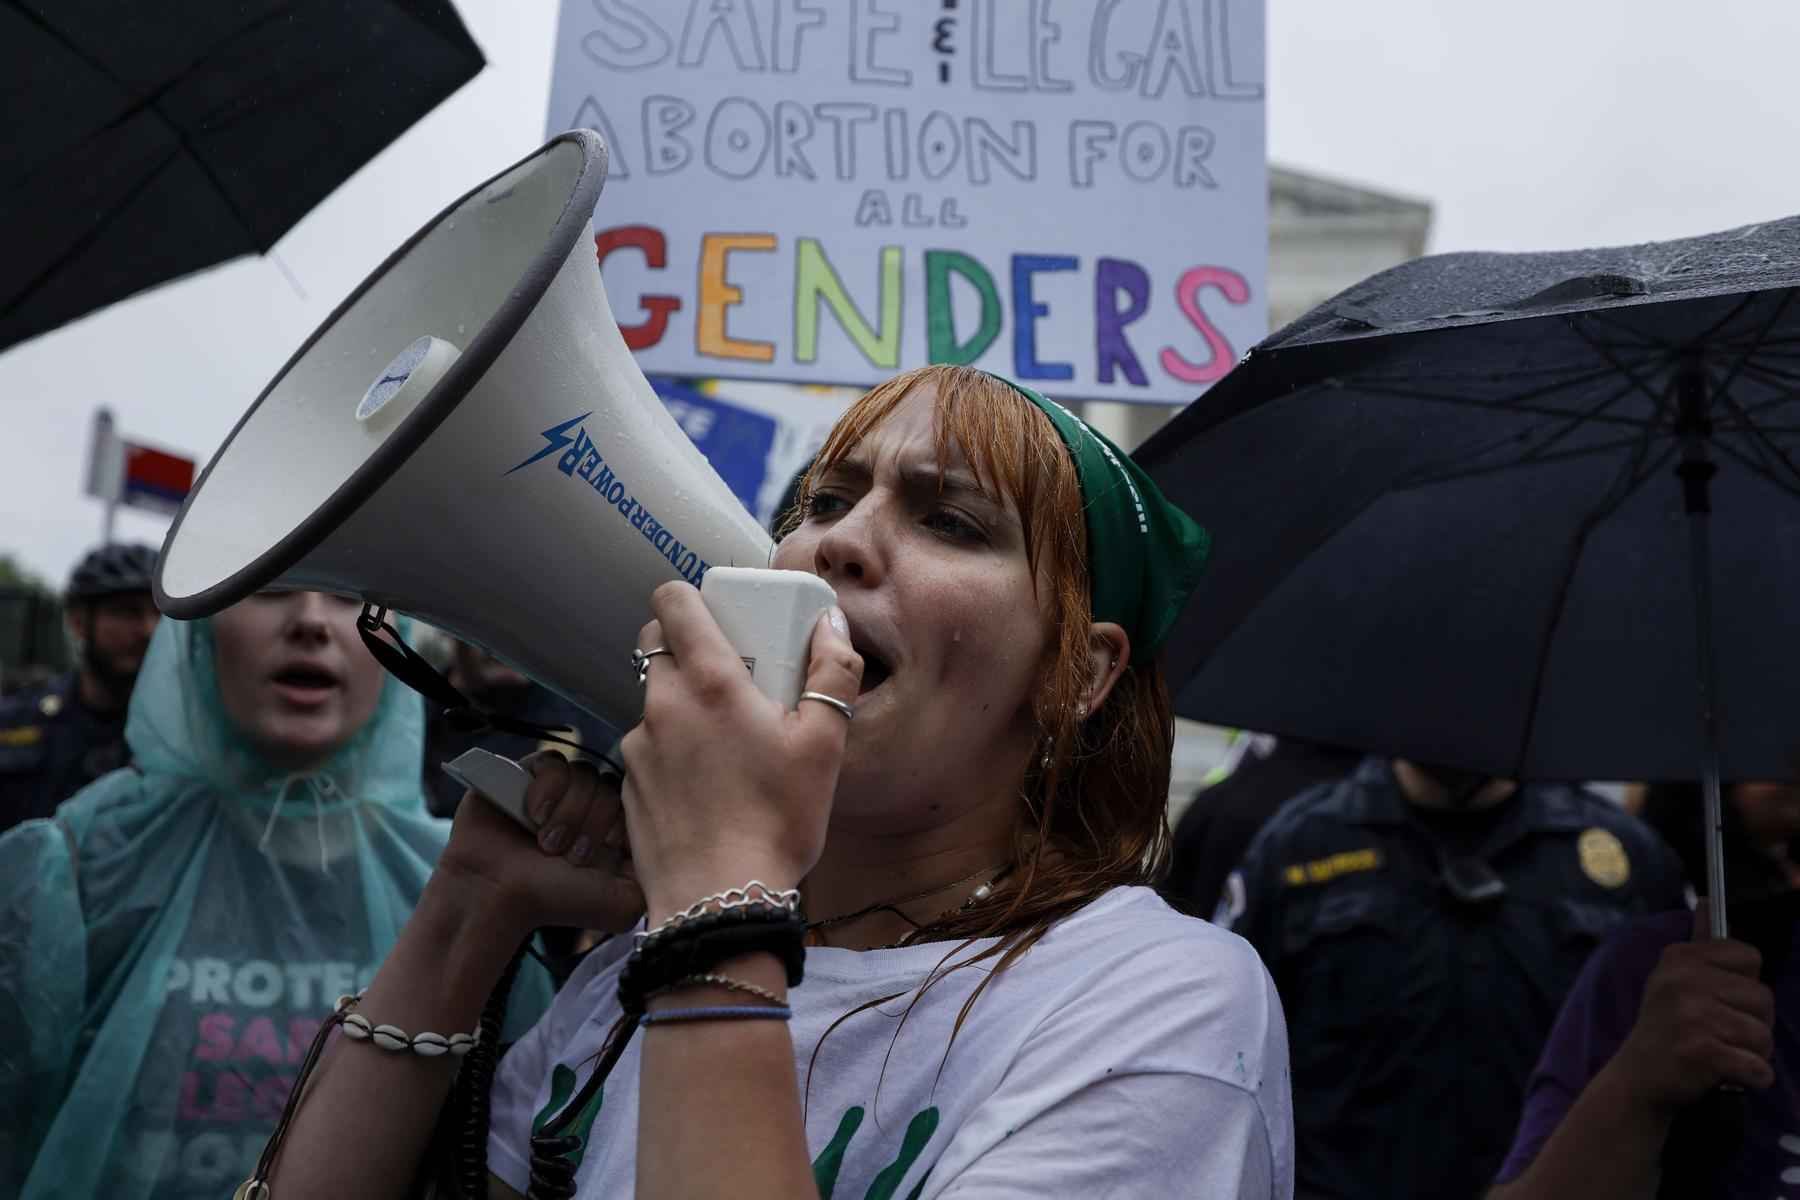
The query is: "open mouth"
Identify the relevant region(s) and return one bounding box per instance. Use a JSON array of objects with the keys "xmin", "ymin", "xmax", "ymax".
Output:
[
  {"xmin": 271, "ymin": 664, "xmax": 340, "ymax": 701},
  {"xmin": 850, "ymin": 634, "xmax": 892, "ymax": 695}
]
